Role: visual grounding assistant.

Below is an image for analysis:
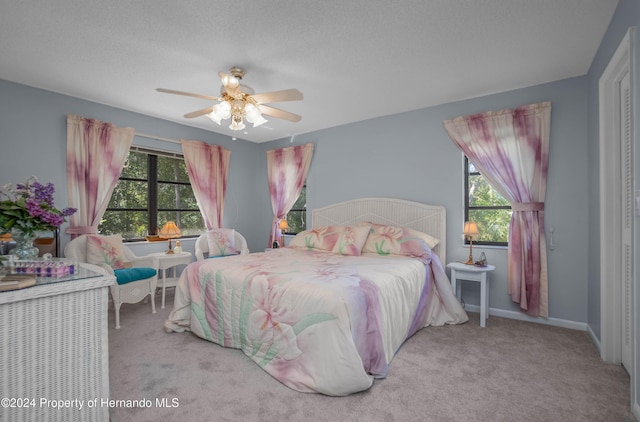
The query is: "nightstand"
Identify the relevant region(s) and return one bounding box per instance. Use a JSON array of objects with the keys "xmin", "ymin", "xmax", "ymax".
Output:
[
  {"xmin": 147, "ymin": 252, "xmax": 192, "ymax": 309},
  {"xmin": 446, "ymin": 261, "xmax": 496, "ymax": 327}
]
